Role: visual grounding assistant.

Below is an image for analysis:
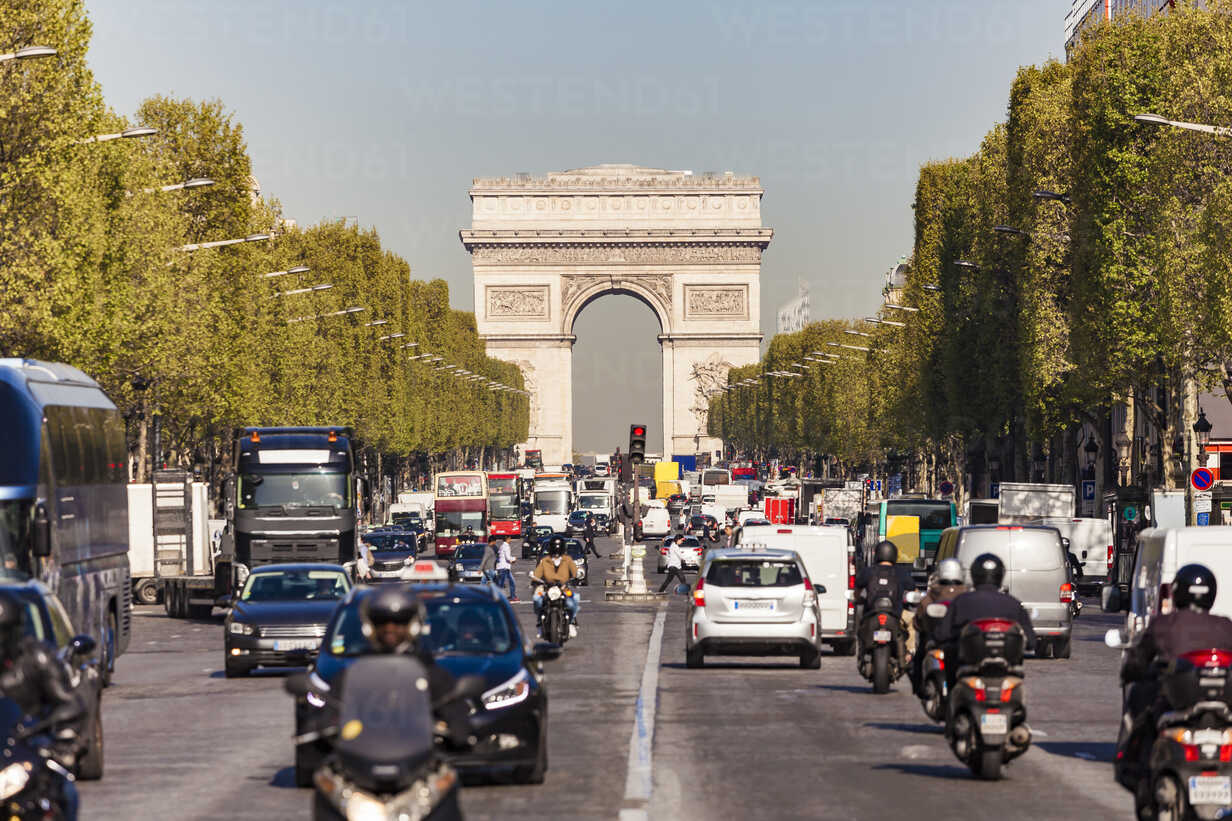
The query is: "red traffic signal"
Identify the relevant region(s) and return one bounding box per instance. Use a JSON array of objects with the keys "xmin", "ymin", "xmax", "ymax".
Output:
[
  {"xmin": 629, "ymin": 423, "xmax": 647, "ymax": 464},
  {"xmin": 632, "ymin": 426, "xmax": 645, "ymax": 436}
]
